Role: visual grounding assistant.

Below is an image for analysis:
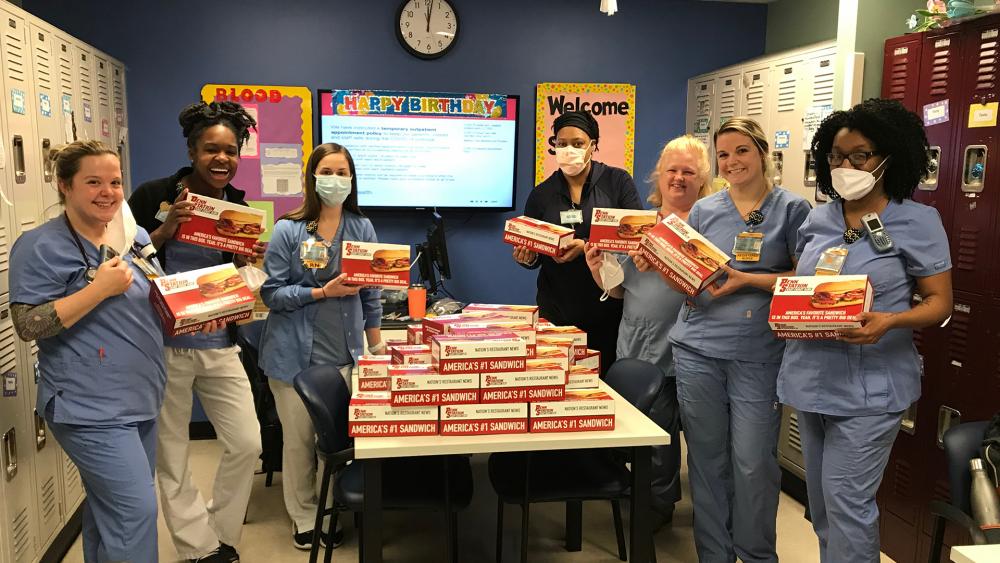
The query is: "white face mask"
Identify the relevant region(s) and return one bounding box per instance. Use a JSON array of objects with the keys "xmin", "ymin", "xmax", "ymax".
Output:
[
  {"xmin": 598, "ymin": 253, "xmax": 625, "ymax": 294},
  {"xmin": 106, "ymin": 200, "xmax": 137, "ymax": 255},
  {"xmin": 830, "ymin": 157, "xmax": 889, "ymax": 201},
  {"xmin": 555, "ymin": 145, "xmax": 591, "ymax": 177},
  {"xmin": 315, "ymin": 174, "xmax": 352, "ymax": 206}
]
